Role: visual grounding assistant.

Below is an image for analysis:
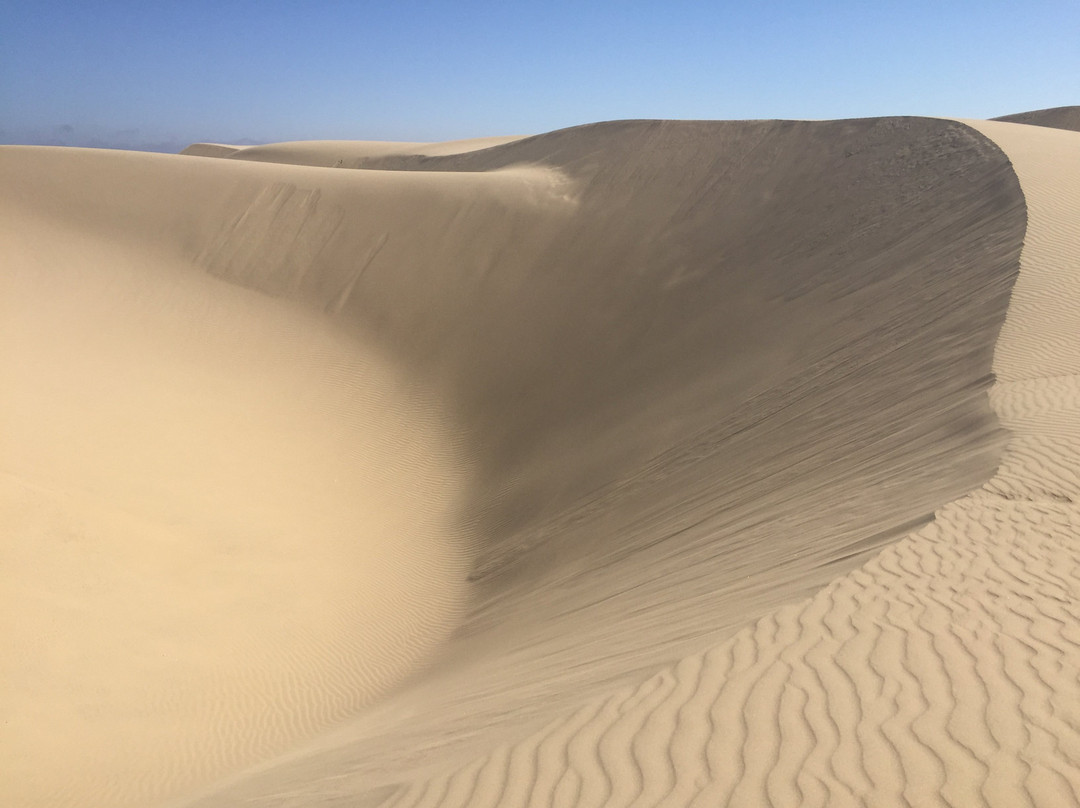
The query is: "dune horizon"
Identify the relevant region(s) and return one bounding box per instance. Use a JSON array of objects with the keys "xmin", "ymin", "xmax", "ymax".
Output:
[{"xmin": 2, "ymin": 106, "xmax": 1079, "ymax": 808}]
